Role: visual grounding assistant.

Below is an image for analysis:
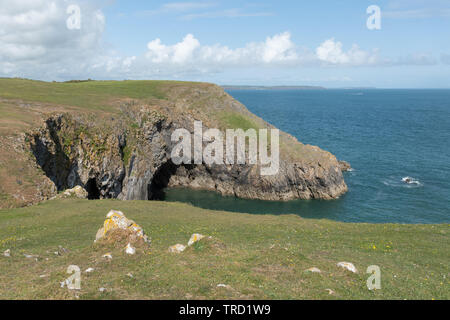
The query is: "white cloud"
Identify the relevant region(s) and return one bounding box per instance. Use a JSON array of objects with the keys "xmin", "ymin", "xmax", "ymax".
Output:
[
  {"xmin": 316, "ymin": 39, "xmax": 378, "ymax": 66},
  {"xmin": 0, "ymin": 0, "xmax": 118, "ymax": 79},
  {"xmin": 145, "ymin": 32, "xmax": 300, "ymax": 67},
  {"xmin": 0, "ymin": 0, "xmax": 445, "ymax": 82}
]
